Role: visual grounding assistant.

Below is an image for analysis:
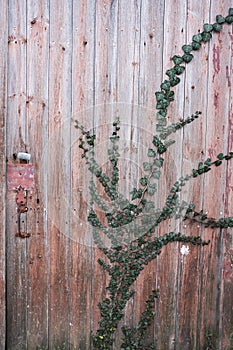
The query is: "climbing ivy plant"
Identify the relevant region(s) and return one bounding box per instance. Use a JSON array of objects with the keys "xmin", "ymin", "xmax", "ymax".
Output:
[{"xmin": 75, "ymin": 9, "xmax": 233, "ymax": 350}]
